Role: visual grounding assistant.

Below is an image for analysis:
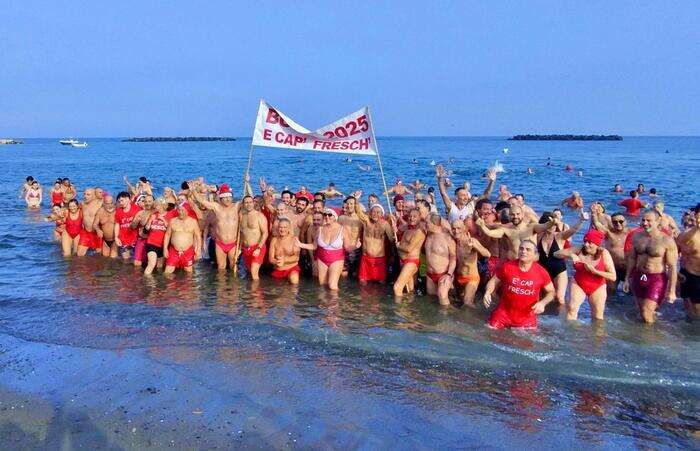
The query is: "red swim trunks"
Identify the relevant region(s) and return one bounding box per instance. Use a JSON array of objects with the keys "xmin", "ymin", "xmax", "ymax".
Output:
[
  {"xmin": 358, "ymin": 254, "xmax": 387, "ymax": 283},
  {"xmin": 271, "ymin": 265, "xmax": 300, "ymax": 279},
  {"xmin": 78, "ymin": 229, "xmax": 103, "ymax": 250},
  {"xmin": 488, "ymin": 305, "xmax": 537, "ymax": 330},
  {"xmin": 166, "ymin": 246, "xmax": 195, "ymax": 269},
  {"xmin": 215, "ymin": 240, "xmax": 237, "ymax": 254},
  {"xmin": 427, "ymin": 272, "xmax": 448, "ymax": 284},
  {"xmin": 400, "ymin": 257, "xmax": 420, "ymax": 267},
  {"xmin": 242, "ymin": 243, "xmax": 267, "ymax": 270},
  {"xmin": 133, "ymin": 237, "xmax": 147, "ymax": 263},
  {"xmin": 630, "ymin": 270, "xmax": 667, "ymax": 304}
]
